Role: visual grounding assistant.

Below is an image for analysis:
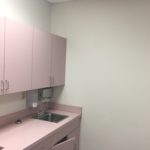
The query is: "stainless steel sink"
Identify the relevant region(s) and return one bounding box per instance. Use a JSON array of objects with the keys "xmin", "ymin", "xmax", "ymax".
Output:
[{"xmin": 33, "ymin": 112, "xmax": 68, "ymax": 123}]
